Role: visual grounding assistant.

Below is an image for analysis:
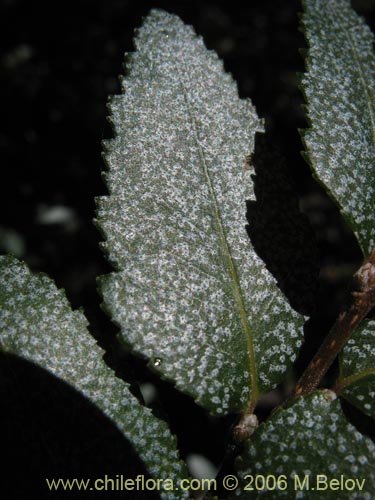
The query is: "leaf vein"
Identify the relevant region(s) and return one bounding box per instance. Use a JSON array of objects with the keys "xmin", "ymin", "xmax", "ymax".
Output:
[{"xmin": 178, "ymin": 74, "xmax": 259, "ymax": 407}]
